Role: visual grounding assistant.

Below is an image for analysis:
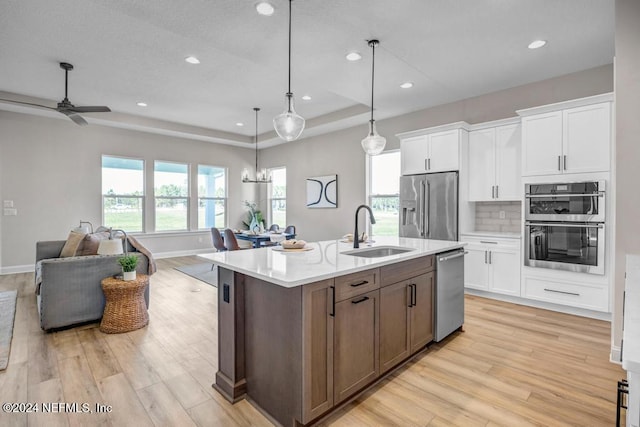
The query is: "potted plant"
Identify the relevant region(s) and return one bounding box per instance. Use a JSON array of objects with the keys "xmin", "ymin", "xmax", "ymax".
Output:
[{"xmin": 118, "ymin": 254, "xmax": 139, "ymax": 281}]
